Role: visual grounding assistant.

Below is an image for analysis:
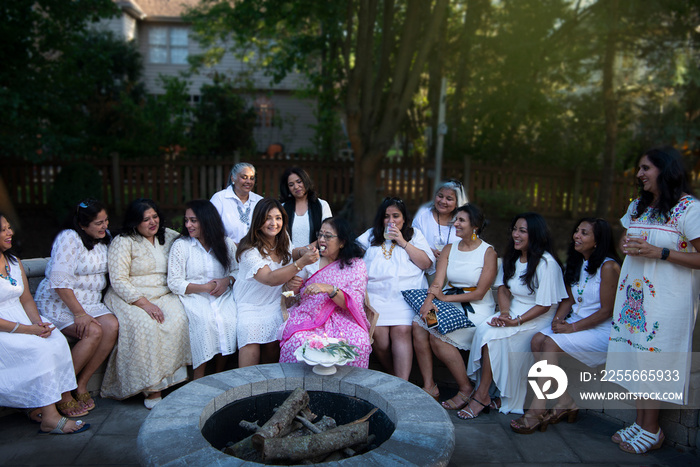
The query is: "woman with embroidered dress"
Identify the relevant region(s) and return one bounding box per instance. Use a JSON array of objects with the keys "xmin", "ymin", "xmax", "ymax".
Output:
[
  {"xmin": 412, "ymin": 180, "xmax": 467, "ymax": 258},
  {"xmin": 413, "ymin": 203, "xmax": 497, "ymax": 408},
  {"xmin": 279, "ymin": 167, "xmax": 333, "ymax": 251},
  {"xmin": 462, "ymin": 212, "xmax": 567, "ymax": 420},
  {"xmin": 168, "ymin": 200, "xmax": 238, "ymax": 380},
  {"xmin": 0, "ymin": 213, "xmax": 89, "ymax": 434},
  {"xmin": 357, "ymin": 197, "xmax": 435, "ymax": 380},
  {"xmin": 606, "ymin": 147, "xmax": 700, "ymax": 454},
  {"xmin": 210, "ymin": 162, "xmax": 262, "ymax": 244},
  {"xmin": 233, "ymin": 198, "xmax": 319, "ymax": 367},
  {"xmin": 510, "ymin": 218, "xmax": 620, "ymax": 434},
  {"xmin": 35, "ymin": 199, "xmax": 119, "ymax": 415},
  {"xmin": 101, "ymin": 199, "xmax": 191, "ymax": 408},
  {"xmin": 279, "ymin": 217, "xmax": 370, "ymax": 367}
]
